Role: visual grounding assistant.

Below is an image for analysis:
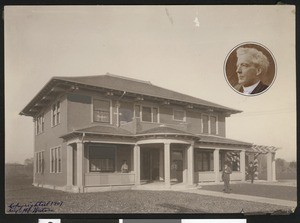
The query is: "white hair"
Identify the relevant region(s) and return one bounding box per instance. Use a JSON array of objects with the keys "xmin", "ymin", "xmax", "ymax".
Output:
[{"xmin": 236, "ymin": 47, "xmax": 270, "ymax": 75}]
